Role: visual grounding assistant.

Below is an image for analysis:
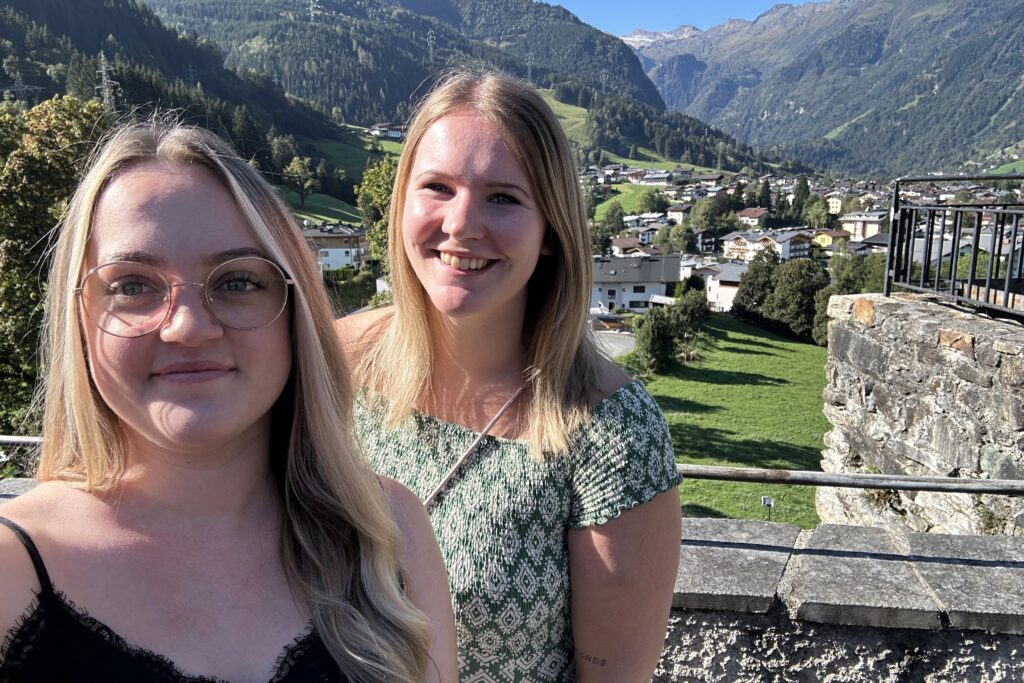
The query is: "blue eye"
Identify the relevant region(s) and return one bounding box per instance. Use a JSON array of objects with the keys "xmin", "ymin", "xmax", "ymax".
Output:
[
  {"xmin": 490, "ymin": 193, "xmax": 520, "ymax": 205},
  {"xmin": 425, "ymin": 183, "xmax": 453, "ymax": 194},
  {"xmin": 214, "ymin": 270, "xmax": 265, "ymax": 294}
]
